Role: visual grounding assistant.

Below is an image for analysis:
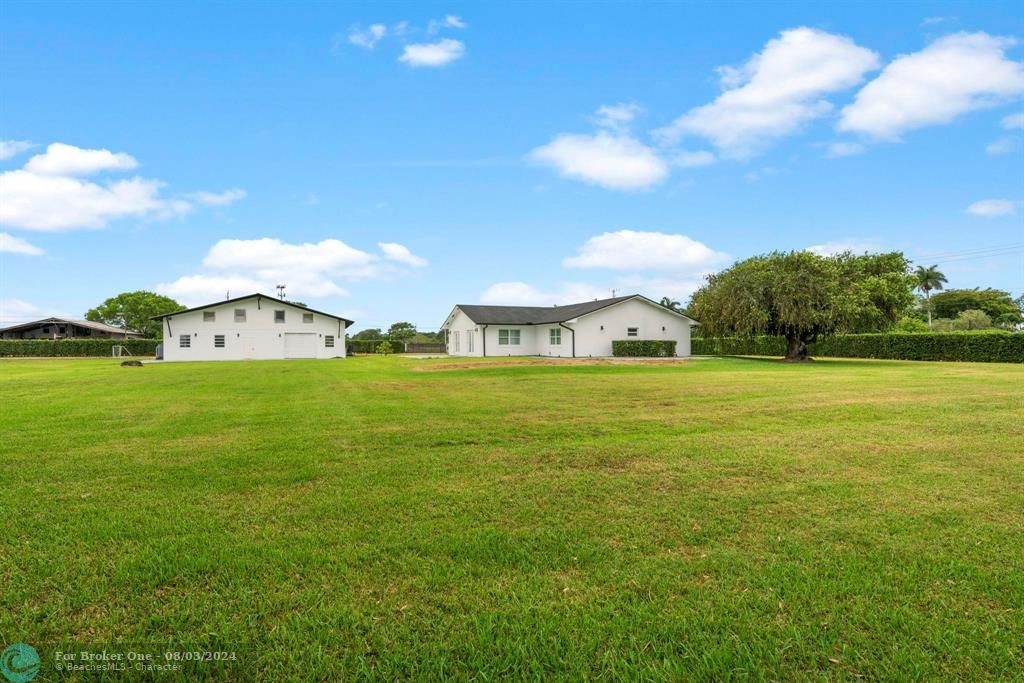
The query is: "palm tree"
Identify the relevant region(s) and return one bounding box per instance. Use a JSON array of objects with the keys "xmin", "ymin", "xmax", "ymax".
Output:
[
  {"xmin": 914, "ymin": 265, "xmax": 947, "ymax": 328},
  {"xmin": 660, "ymin": 296, "xmax": 681, "ymax": 312}
]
